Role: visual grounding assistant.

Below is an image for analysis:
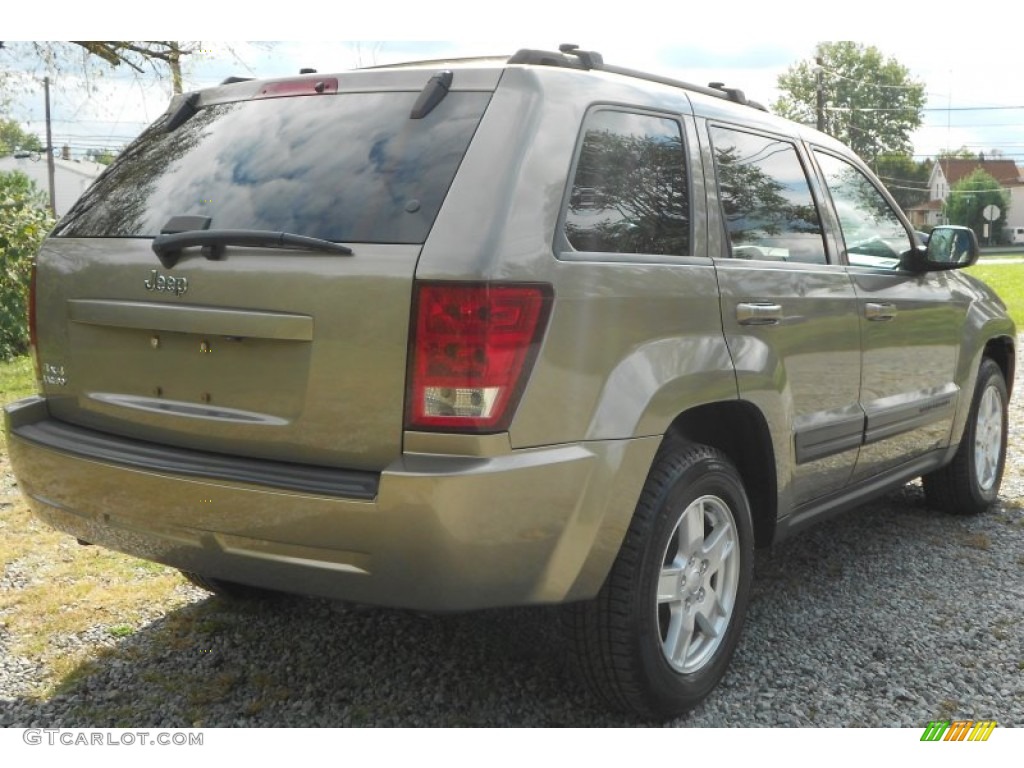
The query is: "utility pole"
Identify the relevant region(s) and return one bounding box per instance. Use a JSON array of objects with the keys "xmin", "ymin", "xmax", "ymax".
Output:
[
  {"xmin": 43, "ymin": 76, "xmax": 56, "ymax": 215},
  {"xmin": 815, "ymin": 48, "xmax": 825, "ymax": 133}
]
